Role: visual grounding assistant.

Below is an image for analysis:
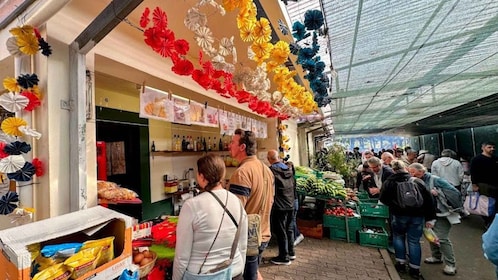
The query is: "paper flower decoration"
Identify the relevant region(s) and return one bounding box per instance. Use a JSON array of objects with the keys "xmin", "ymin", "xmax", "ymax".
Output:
[
  {"xmin": 0, "ymin": 92, "xmax": 29, "ymax": 112},
  {"xmin": 6, "ymin": 37, "xmax": 22, "ymax": 56},
  {"xmin": 16, "ymin": 33, "xmax": 39, "ymax": 55},
  {"xmin": 303, "ymin": 10, "xmax": 324, "ymax": 31},
  {"xmin": 32, "ymin": 158, "xmax": 44, "ymax": 176},
  {"xmin": 0, "ymin": 142, "xmax": 8, "ymax": 159},
  {"xmin": 184, "ymin": 7, "xmax": 207, "ymax": 30},
  {"xmin": 20, "ymin": 90, "xmax": 41, "ymax": 111},
  {"xmin": 239, "ymin": 23, "xmax": 255, "ymax": 42},
  {"xmin": 18, "ymin": 126, "xmax": 42, "ymax": 139},
  {"xmin": 1, "ymin": 117, "xmax": 27, "ymax": 136},
  {"xmin": 2, "ymin": 77, "xmax": 19, "ymax": 92},
  {"xmin": 7, "ymin": 162, "xmax": 35, "ymax": 181},
  {"xmin": 171, "ymin": 59, "xmax": 194, "ymax": 76},
  {"xmin": 219, "ymin": 37, "xmax": 235, "ymax": 56},
  {"xmin": 0, "ymin": 191, "xmax": 19, "ymax": 215},
  {"xmin": 16, "ymin": 73, "xmax": 39, "ymax": 89},
  {"xmin": 4, "ymin": 141, "xmax": 31, "ymax": 155},
  {"xmin": 0, "ymin": 155, "xmax": 26, "ymax": 173},
  {"xmin": 253, "ymin": 18, "xmax": 272, "ymax": 43},
  {"xmin": 140, "ymin": 7, "xmax": 150, "ymax": 28},
  {"xmin": 194, "ymin": 26, "xmax": 214, "ymax": 50},
  {"xmin": 0, "ymin": 132, "xmax": 17, "ymax": 144},
  {"xmin": 9, "ymin": 25, "xmax": 52, "ymax": 57}
]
